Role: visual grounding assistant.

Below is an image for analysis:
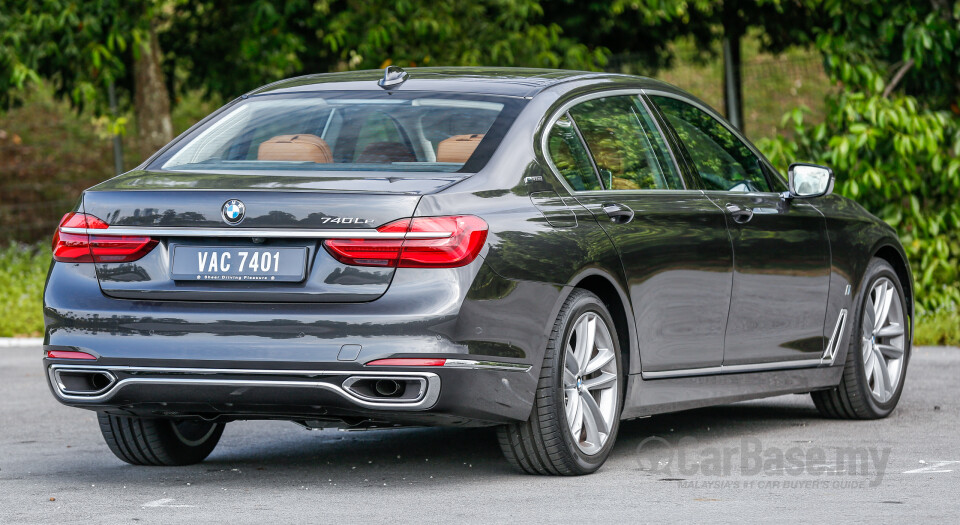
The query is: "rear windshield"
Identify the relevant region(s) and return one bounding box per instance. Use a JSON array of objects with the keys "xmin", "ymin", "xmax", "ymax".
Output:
[{"xmin": 150, "ymin": 91, "xmax": 524, "ymax": 174}]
